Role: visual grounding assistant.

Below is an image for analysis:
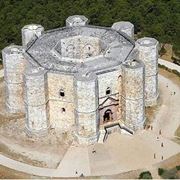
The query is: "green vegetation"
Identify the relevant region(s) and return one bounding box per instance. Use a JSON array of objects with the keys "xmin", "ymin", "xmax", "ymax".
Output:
[
  {"xmin": 138, "ymin": 171, "xmax": 152, "ymax": 179},
  {"xmin": 0, "ymin": 0, "xmax": 179, "ymax": 60},
  {"xmin": 158, "ymin": 167, "xmax": 180, "ymax": 179},
  {"xmin": 158, "ymin": 168, "xmax": 165, "ymax": 176}
]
